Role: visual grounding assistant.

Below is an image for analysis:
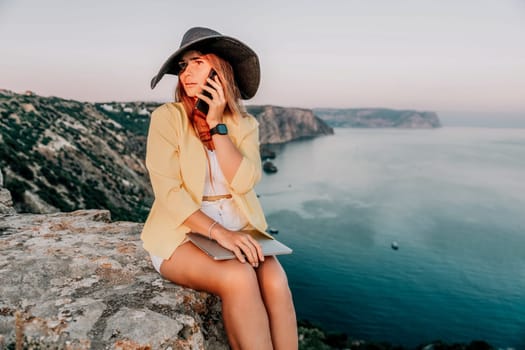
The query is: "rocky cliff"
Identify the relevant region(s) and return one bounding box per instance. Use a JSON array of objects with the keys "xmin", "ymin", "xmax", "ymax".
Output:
[
  {"xmin": 314, "ymin": 108, "xmax": 441, "ymax": 128},
  {"xmin": 0, "ymin": 90, "xmax": 154, "ymax": 222},
  {"xmin": 247, "ymin": 105, "xmax": 334, "ymax": 144}
]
